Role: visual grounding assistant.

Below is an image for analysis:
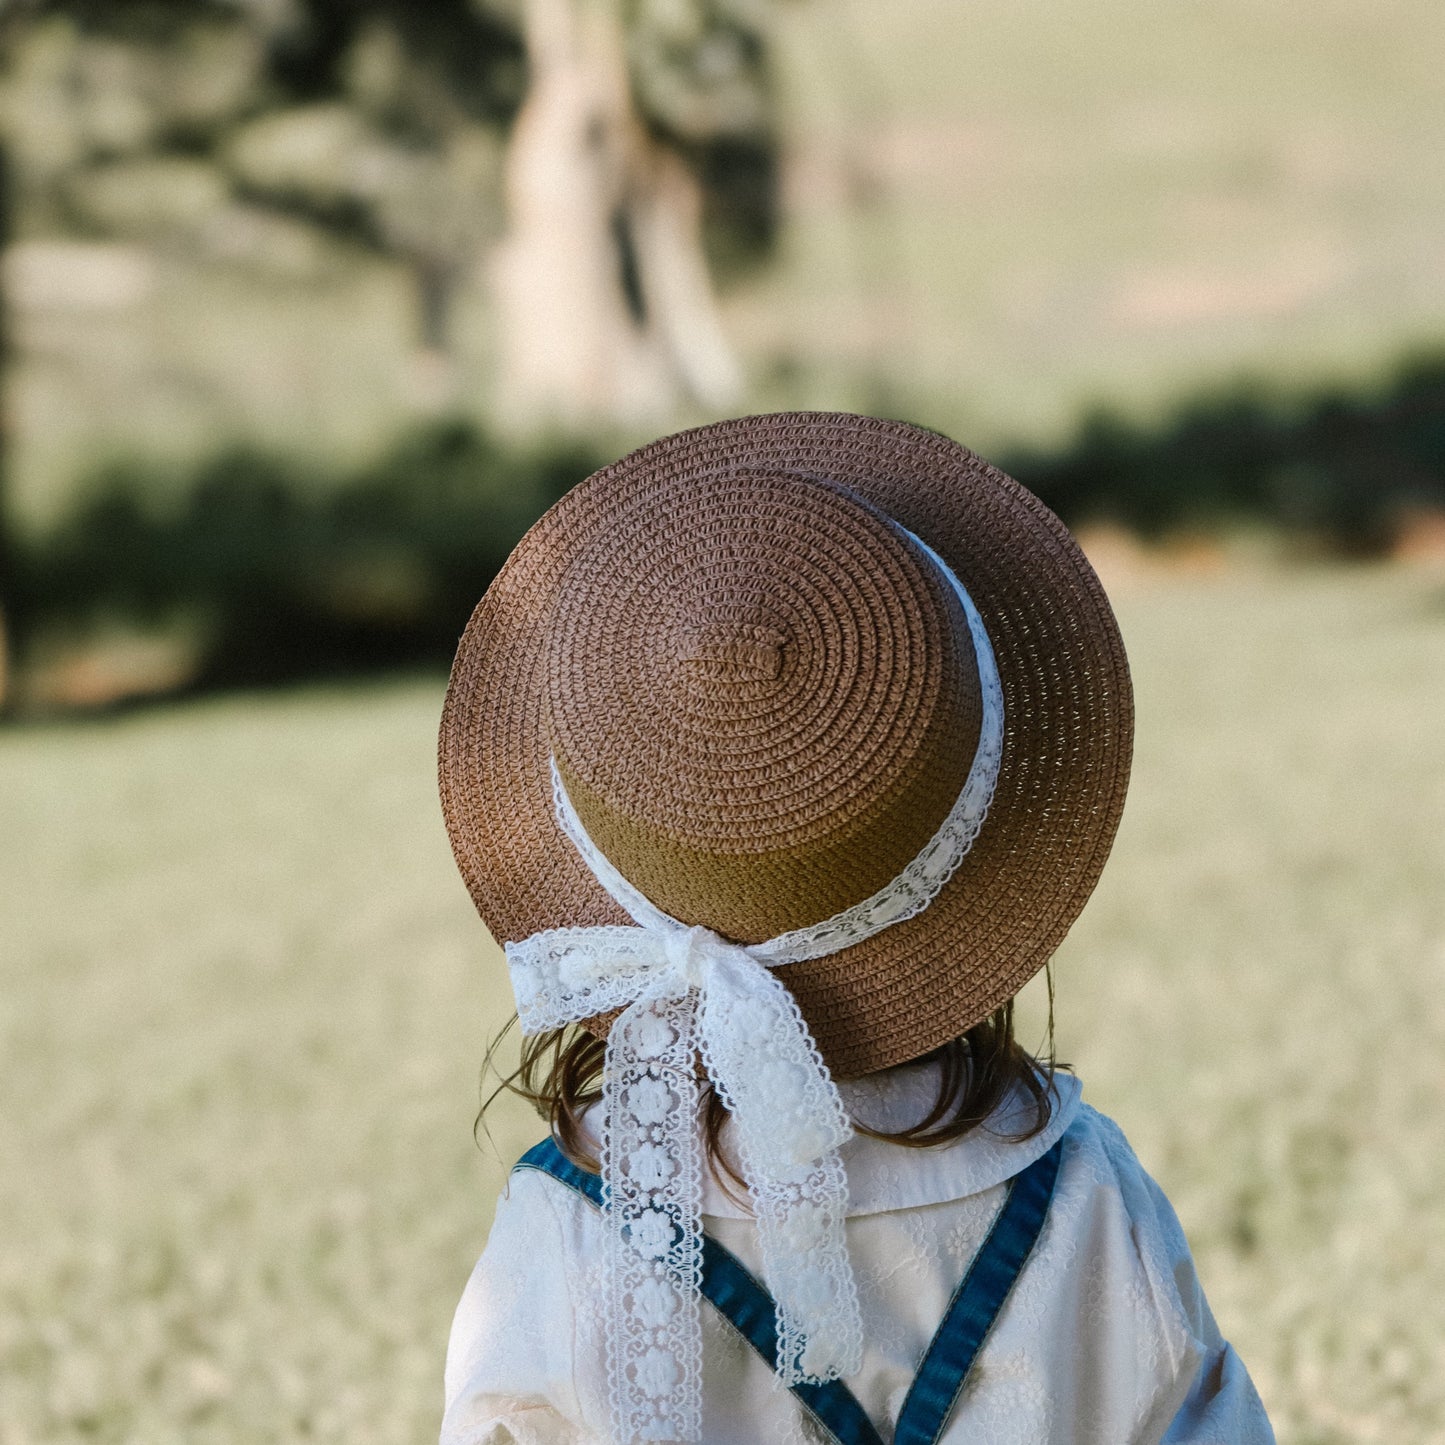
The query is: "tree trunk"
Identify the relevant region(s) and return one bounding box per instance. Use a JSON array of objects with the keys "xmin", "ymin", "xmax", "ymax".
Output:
[
  {"xmin": 0, "ymin": 137, "xmax": 12, "ymax": 713},
  {"xmin": 491, "ymin": 0, "xmax": 741, "ymax": 433}
]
